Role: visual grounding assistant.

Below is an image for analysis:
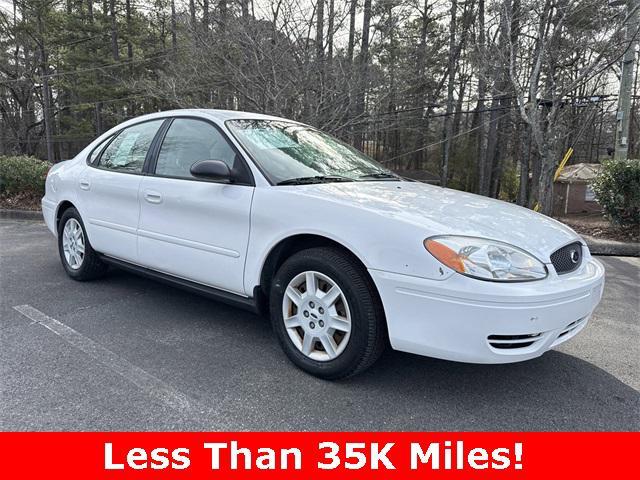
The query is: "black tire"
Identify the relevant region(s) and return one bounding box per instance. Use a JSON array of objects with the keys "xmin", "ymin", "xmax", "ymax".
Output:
[
  {"xmin": 270, "ymin": 247, "xmax": 386, "ymax": 380},
  {"xmin": 57, "ymin": 207, "xmax": 108, "ymax": 281}
]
